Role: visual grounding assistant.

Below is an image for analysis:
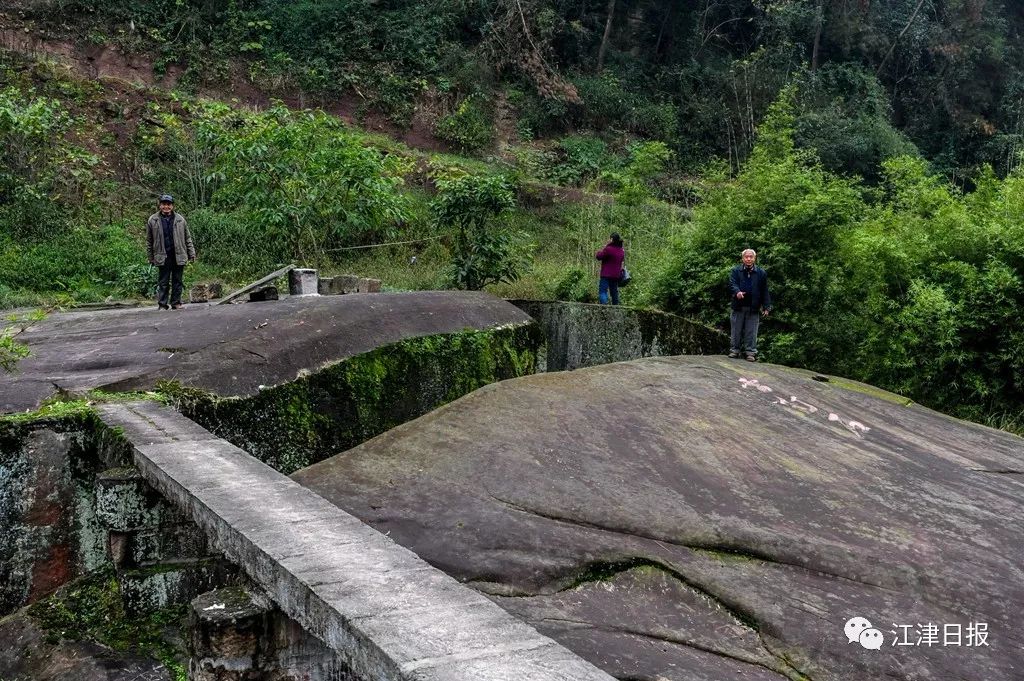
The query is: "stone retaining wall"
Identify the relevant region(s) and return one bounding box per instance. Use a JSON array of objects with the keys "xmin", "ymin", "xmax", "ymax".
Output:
[
  {"xmin": 509, "ymin": 300, "xmax": 727, "ymax": 371},
  {"xmin": 0, "ymin": 415, "xmax": 106, "ymax": 616},
  {"xmin": 170, "ymin": 323, "xmax": 544, "ymax": 474}
]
